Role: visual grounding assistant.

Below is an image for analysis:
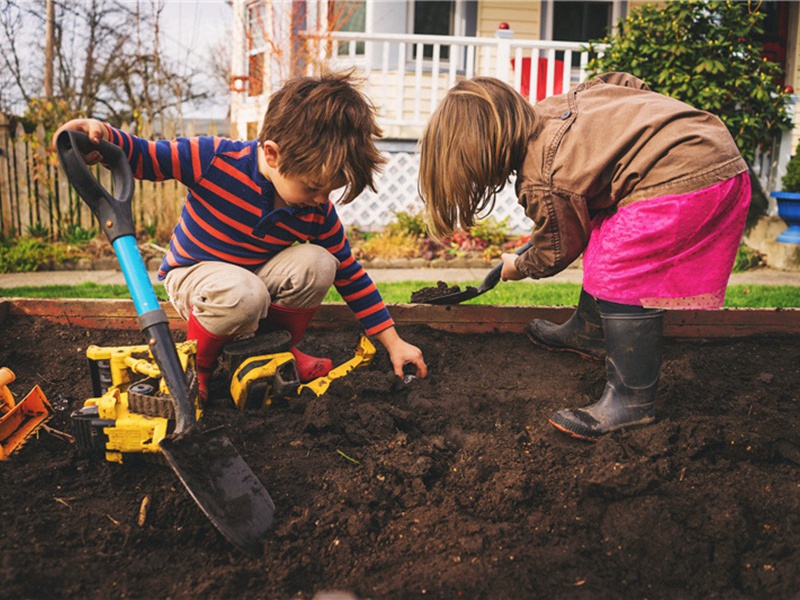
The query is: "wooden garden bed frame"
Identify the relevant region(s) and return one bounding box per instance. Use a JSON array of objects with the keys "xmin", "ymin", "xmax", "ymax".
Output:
[{"xmin": 2, "ymin": 298, "xmax": 799, "ymax": 338}]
